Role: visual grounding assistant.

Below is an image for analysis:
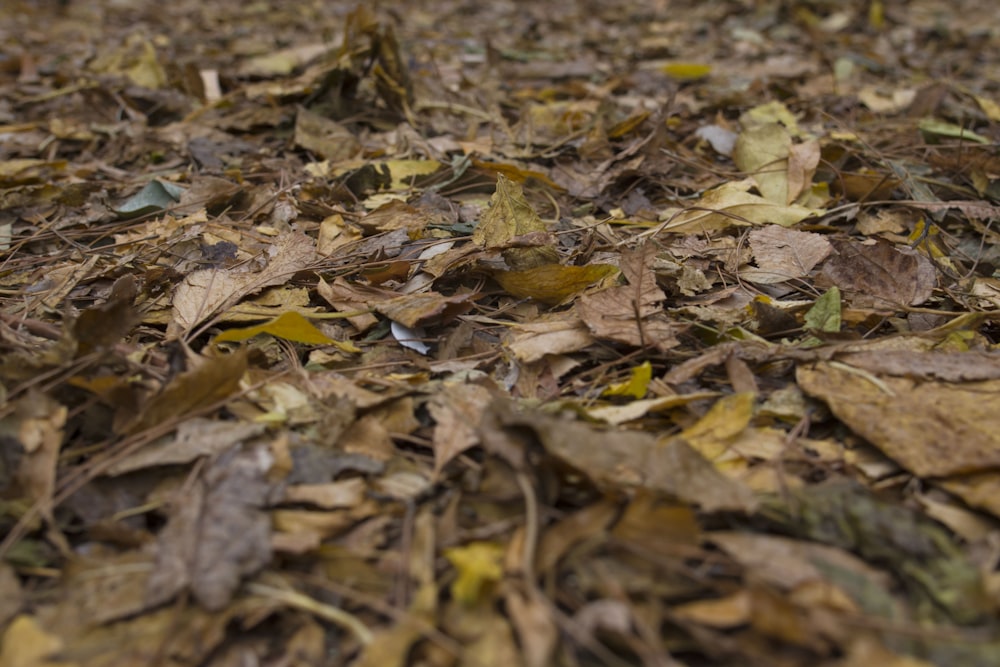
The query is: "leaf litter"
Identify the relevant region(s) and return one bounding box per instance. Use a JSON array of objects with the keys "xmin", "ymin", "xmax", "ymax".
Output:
[{"xmin": 1, "ymin": 0, "xmax": 1000, "ymax": 665}]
